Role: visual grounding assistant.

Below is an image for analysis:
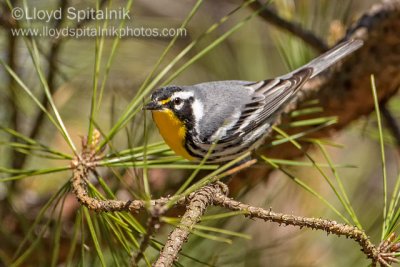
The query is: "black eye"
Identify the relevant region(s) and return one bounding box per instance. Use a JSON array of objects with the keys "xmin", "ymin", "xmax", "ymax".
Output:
[{"xmin": 173, "ymin": 98, "xmax": 182, "ymax": 106}]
